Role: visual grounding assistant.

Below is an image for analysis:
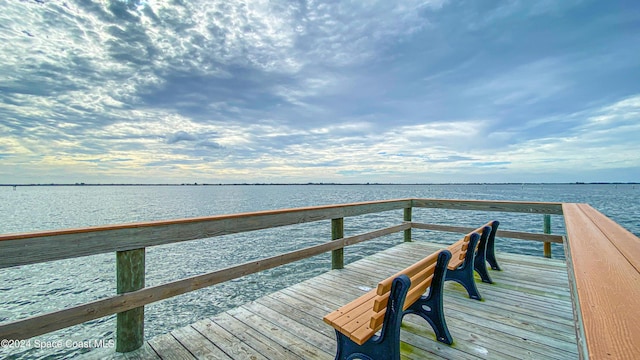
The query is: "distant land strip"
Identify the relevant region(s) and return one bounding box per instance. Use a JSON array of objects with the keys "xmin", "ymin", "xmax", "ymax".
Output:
[{"xmin": 1, "ymin": 182, "xmax": 638, "ymax": 187}]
